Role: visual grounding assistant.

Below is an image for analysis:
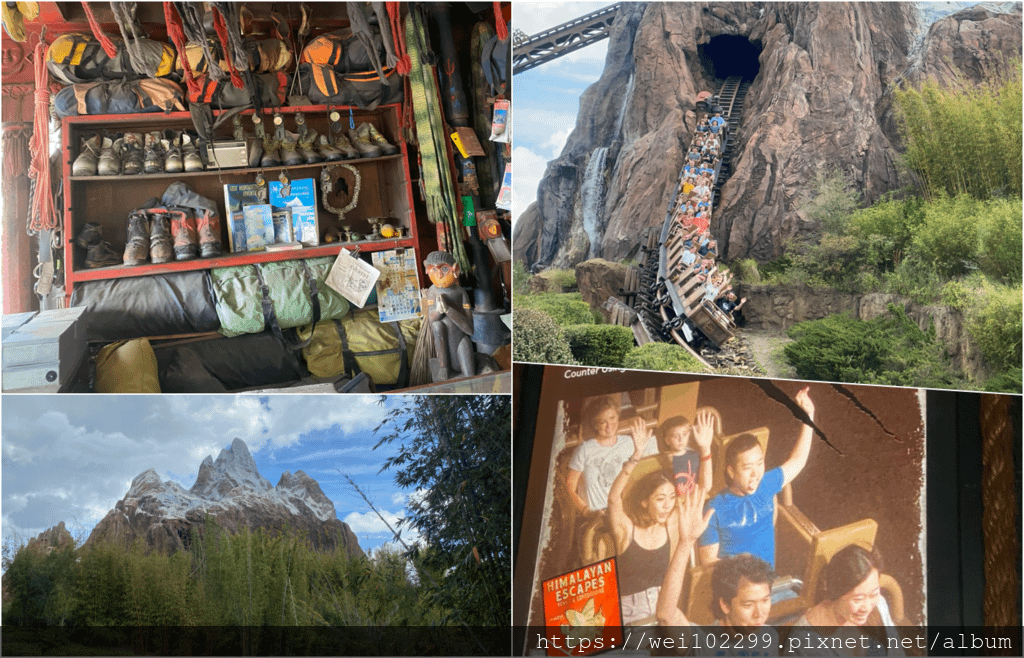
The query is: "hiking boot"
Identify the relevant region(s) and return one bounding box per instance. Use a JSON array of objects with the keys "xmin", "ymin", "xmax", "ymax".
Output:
[
  {"xmin": 123, "ymin": 210, "xmax": 150, "ymax": 266},
  {"xmin": 85, "ymin": 241, "xmax": 121, "ymax": 268},
  {"xmin": 149, "ymin": 212, "xmax": 173, "ymax": 264},
  {"xmin": 181, "ymin": 132, "xmax": 204, "ymax": 172},
  {"xmin": 169, "ymin": 208, "xmax": 198, "ymax": 261},
  {"xmin": 260, "ymin": 139, "xmax": 282, "ymax": 168},
  {"xmin": 121, "ymin": 132, "xmax": 145, "ymax": 175},
  {"xmin": 196, "ymin": 208, "xmax": 222, "ymax": 258},
  {"xmin": 332, "ymin": 133, "xmax": 360, "ymax": 159},
  {"xmin": 280, "ymin": 131, "xmax": 302, "ymax": 166},
  {"xmin": 348, "ymin": 124, "xmax": 382, "ymax": 158},
  {"xmin": 246, "ymin": 138, "xmax": 263, "ymax": 168},
  {"xmin": 75, "ymin": 221, "xmax": 103, "ymax": 249},
  {"xmin": 297, "ymin": 129, "xmax": 322, "ymax": 164},
  {"xmin": 72, "ymin": 134, "xmax": 101, "ymax": 176},
  {"xmin": 366, "ymin": 124, "xmax": 398, "ymax": 155},
  {"xmin": 143, "ymin": 131, "xmax": 165, "ymax": 174},
  {"xmin": 97, "ymin": 136, "xmax": 121, "ymax": 176},
  {"xmin": 317, "ymin": 134, "xmax": 343, "ymax": 161},
  {"xmin": 163, "ymin": 132, "xmax": 183, "ymax": 173}
]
